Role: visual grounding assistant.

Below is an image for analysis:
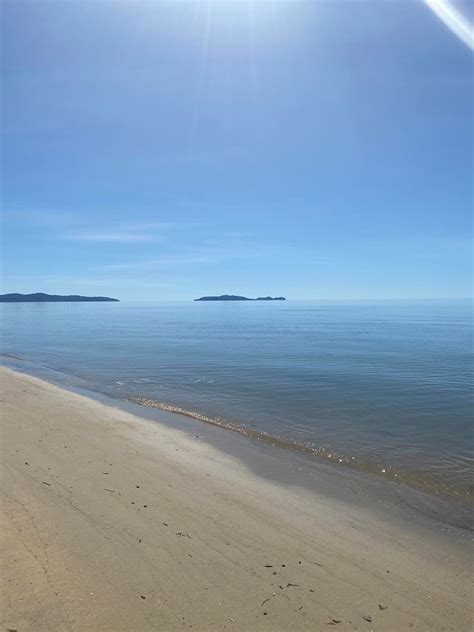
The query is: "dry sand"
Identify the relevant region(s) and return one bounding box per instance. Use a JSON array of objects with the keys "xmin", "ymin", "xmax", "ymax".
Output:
[{"xmin": 1, "ymin": 367, "xmax": 472, "ymax": 631}]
